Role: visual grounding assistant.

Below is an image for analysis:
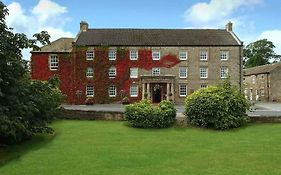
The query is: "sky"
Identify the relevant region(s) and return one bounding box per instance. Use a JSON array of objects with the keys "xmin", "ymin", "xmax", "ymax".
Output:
[{"xmin": 2, "ymin": 0, "xmax": 281, "ymax": 59}]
